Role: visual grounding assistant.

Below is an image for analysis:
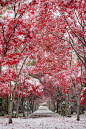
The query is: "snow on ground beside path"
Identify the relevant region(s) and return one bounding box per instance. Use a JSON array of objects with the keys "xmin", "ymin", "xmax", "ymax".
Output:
[{"xmin": 0, "ymin": 115, "xmax": 86, "ymax": 129}]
